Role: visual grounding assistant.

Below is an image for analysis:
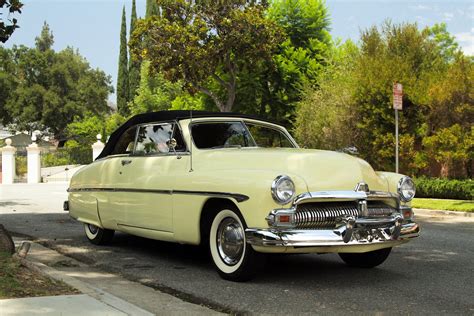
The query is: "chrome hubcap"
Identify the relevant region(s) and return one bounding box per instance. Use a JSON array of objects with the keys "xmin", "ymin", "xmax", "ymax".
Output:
[
  {"xmin": 88, "ymin": 224, "xmax": 98, "ymax": 235},
  {"xmin": 217, "ymin": 217, "xmax": 244, "ymax": 266}
]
